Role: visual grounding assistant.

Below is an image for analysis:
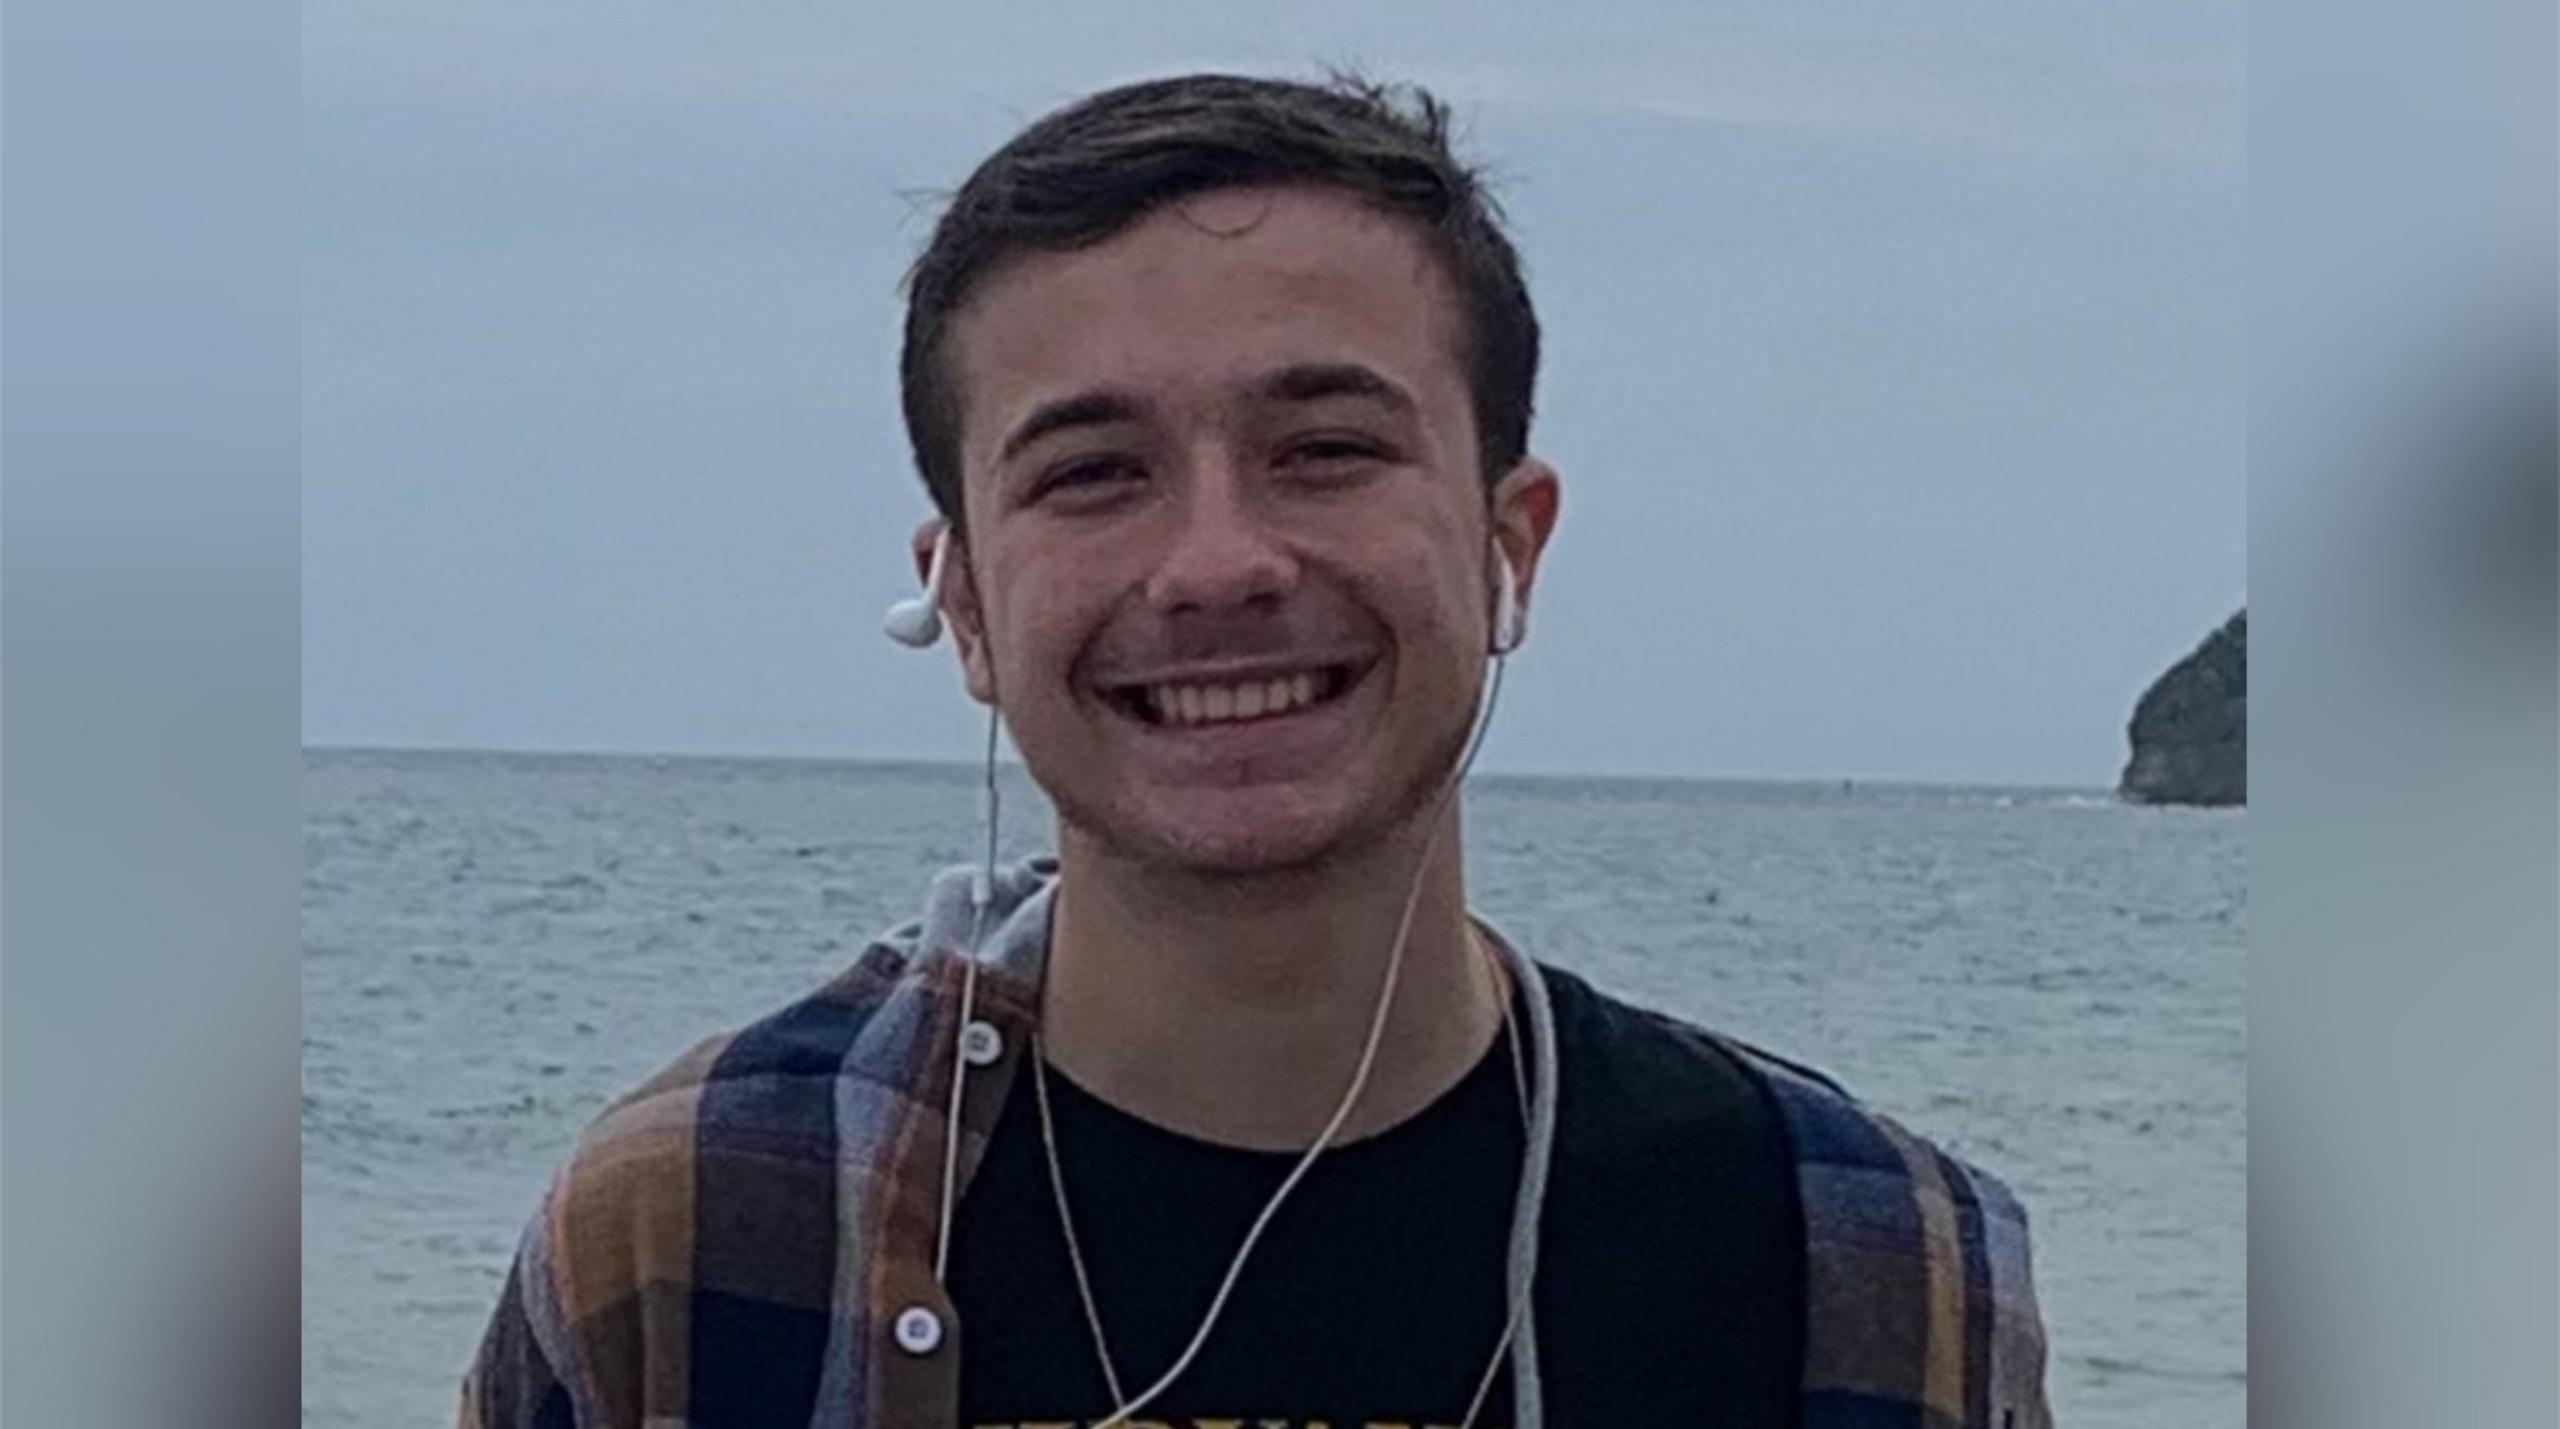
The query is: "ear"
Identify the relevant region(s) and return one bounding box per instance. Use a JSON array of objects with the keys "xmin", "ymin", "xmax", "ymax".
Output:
[
  {"xmin": 1487, "ymin": 457, "xmax": 1563, "ymax": 647},
  {"xmin": 913, "ymin": 519, "xmax": 998, "ymax": 705}
]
